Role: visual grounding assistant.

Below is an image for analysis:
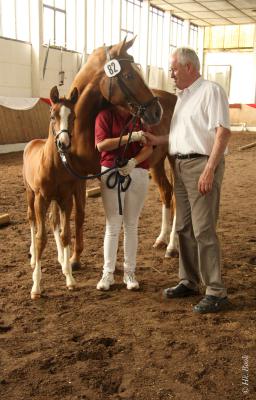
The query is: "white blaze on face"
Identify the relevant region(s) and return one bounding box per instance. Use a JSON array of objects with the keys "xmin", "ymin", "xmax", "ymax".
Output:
[{"xmin": 59, "ymin": 105, "xmax": 71, "ymax": 147}]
